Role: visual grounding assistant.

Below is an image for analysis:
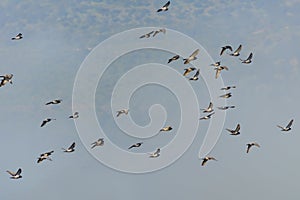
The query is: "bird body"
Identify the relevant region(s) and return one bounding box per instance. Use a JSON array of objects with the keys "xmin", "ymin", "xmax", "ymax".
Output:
[
  {"xmin": 217, "ymin": 106, "xmax": 235, "ymax": 110},
  {"xmin": 219, "ymin": 93, "xmax": 232, "ymax": 98},
  {"xmin": 277, "ymin": 119, "xmax": 294, "ymax": 131},
  {"xmin": 91, "ymin": 138, "xmax": 104, "ymax": 149},
  {"xmin": 168, "ymin": 55, "xmax": 180, "ymax": 63},
  {"xmin": 7, "ymin": 168, "xmax": 22, "ymax": 179},
  {"xmin": 221, "ymin": 86, "xmax": 236, "ymax": 90},
  {"xmin": 149, "ymin": 148, "xmax": 160, "ymax": 158},
  {"xmin": 184, "ymin": 49, "xmax": 199, "ymax": 64},
  {"xmin": 116, "ymin": 109, "xmax": 129, "ymax": 117},
  {"xmin": 201, "ymin": 102, "xmax": 214, "ymax": 113},
  {"xmin": 246, "ymin": 142, "xmax": 260, "ymax": 153},
  {"xmin": 183, "ymin": 67, "xmax": 196, "ymax": 76},
  {"xmin": 240, "ymin": 52, "xmax": 253, "ymax": 64},
  {"xmin": 62, "ymin": 142, "xmax": 76, "ymax": 153},
  {"xmin": 226, "ymin": 124, "xmax": 240, "ymax": 135},
  {"xmin": 12, "ymin": 33, "xmax": 23, "ymax": 40},
  {"xmin": 128, "ymin": 142, "xmax": 143, "ymax": 149},
  {"xmin": 40, "ymin": 118, "xmax": 56, "ymax": 127},
  {"xmin": 229, "ymin": 45, "xmax": 242, "ymax": 56},
  {"xmin": 69, "ymin": 112, "xmax": 79, "ymax": 119},
  {"xmin": 160, "ymin": 126, "xmax": 172, "ymax": 132},
  {"xmin": 45, "ymin": 99, "xmax": 62, "ymax": 105},
  {"xmin": 0, "ymin": 74, "xmax": 13, "ymax": 87},
  {"xmin": 139, "ymin": 31, "xmax": 154, "ymax": 39},
  {"xmin": 37, "ymin": 151, "xmax": 54, "ymax": 163},
  {"xmin": 157, "ymin": 1, "xmax": 170, "ymax": 12},
  {"xmin": 189, "ymin": 69, "xmax": 200, "ymax": 81}
]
